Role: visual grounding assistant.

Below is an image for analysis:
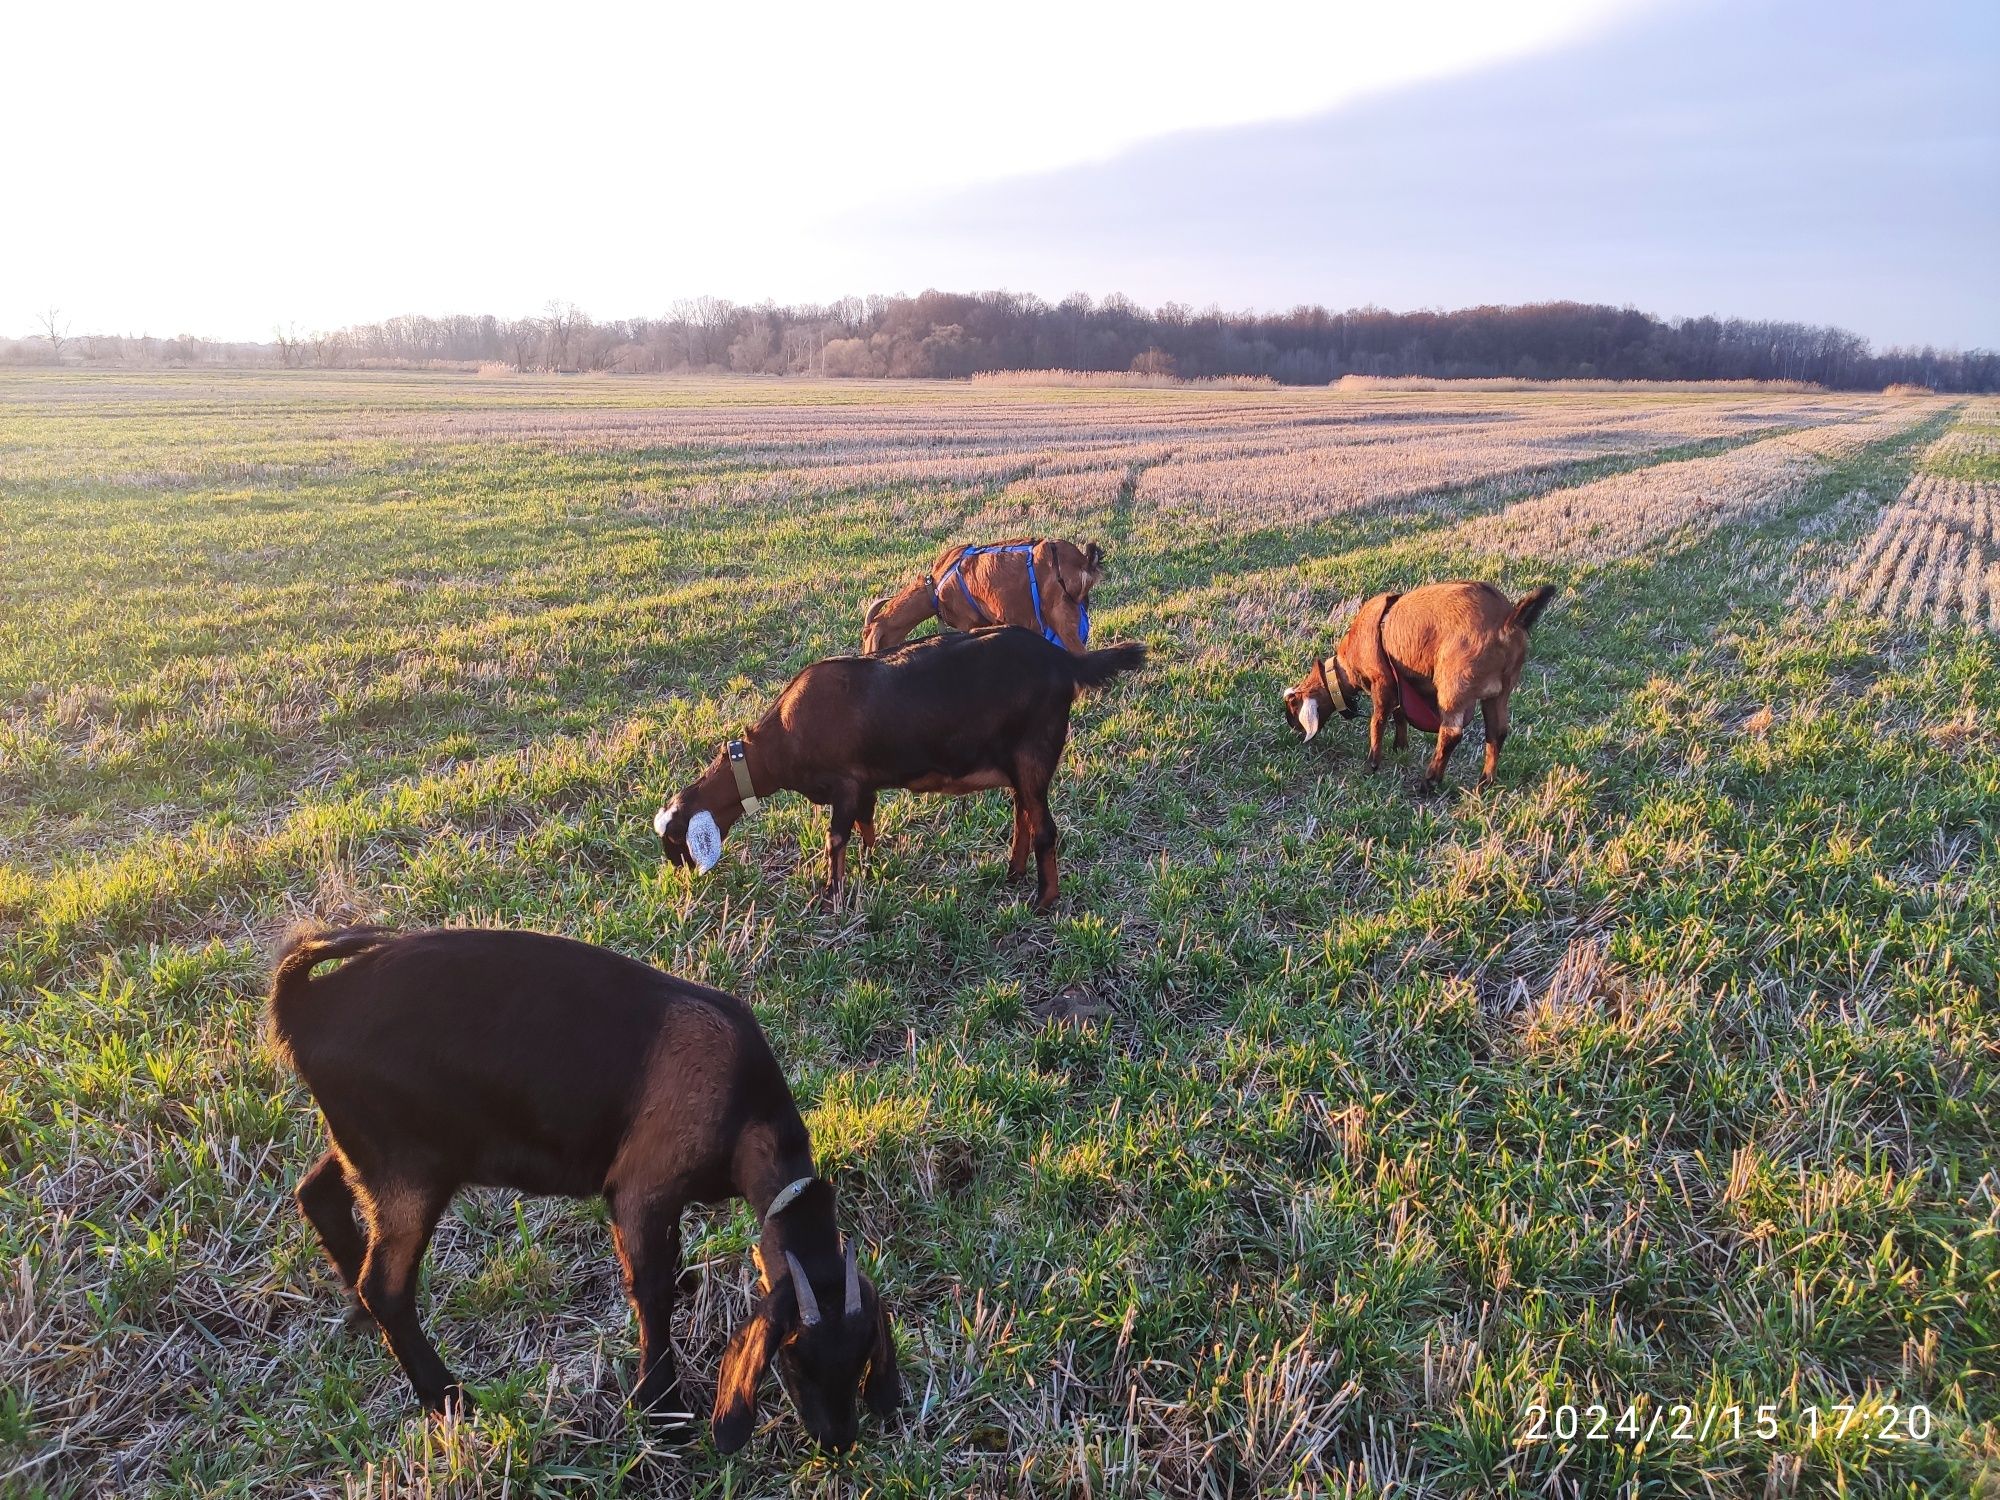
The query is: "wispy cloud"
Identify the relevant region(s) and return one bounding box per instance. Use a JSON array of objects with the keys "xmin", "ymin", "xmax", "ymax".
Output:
[
  {"xmin": 4, "ymin": 0, "xmax": 1988, "ymax": 345},
  {"xmin": 851, "ymin": 0, "xmax": 1999, "ymax": 347}
]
